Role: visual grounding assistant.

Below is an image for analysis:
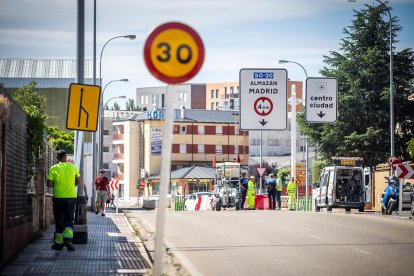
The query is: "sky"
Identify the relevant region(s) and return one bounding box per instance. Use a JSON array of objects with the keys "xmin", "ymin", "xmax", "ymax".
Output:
[{"xmin": 1, "ymin": 0, "xmax": 413, "ymax": 108}]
